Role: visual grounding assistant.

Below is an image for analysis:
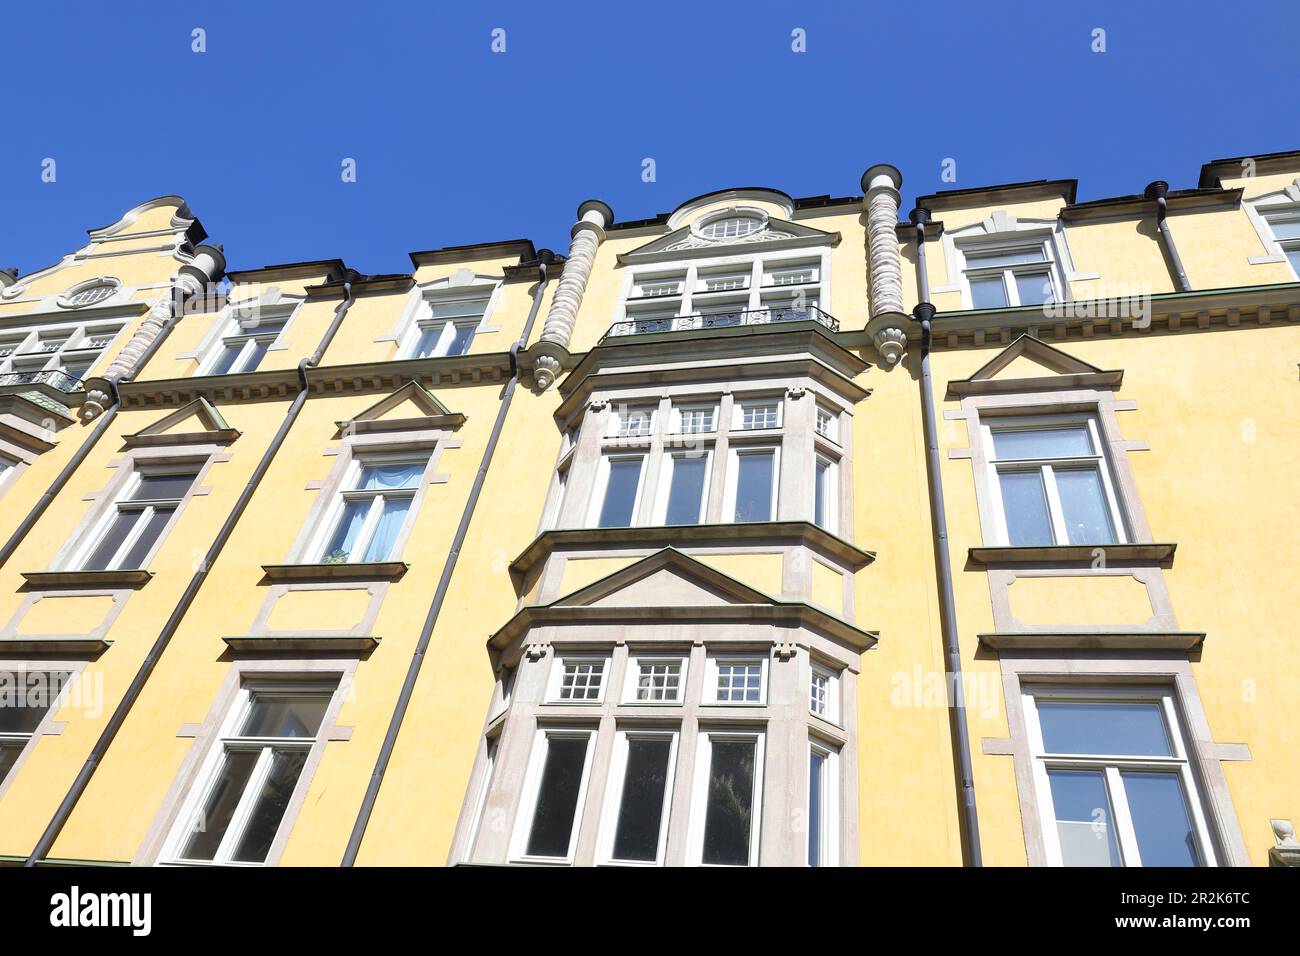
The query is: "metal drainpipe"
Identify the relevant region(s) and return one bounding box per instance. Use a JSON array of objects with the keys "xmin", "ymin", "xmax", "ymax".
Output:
[
  {"xmin": 24, "ymin": 275, "xmax": 358, "ymax": 866},
  {"xmin": 909, "ymin": 207, "xmax": 983, "ymax": 867},
  {"xmin": 1144, "ymin": 180, "xmax": 1192, "ymax": 293},
  {"xmin": 342, "ymin": 250, "xmax": 554, "ymax": 866},
  {"xmin": 0, "ymin": 286, "xmax": 190, "ymax": 571}
]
